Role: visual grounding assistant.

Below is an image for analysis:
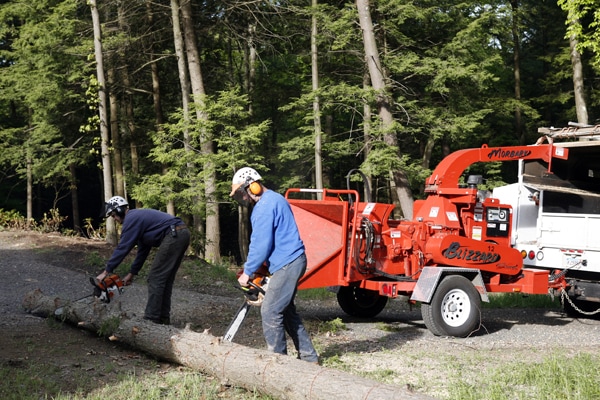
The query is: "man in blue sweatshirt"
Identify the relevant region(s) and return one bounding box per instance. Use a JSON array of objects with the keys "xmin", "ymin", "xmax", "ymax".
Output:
[
  {"xmin": 96, "ymin": 196, "xmax": 190, "ymax": 325},
  {"xmin": 231, "ymin": 167, "xmax": 318, "ymax": 363}
]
